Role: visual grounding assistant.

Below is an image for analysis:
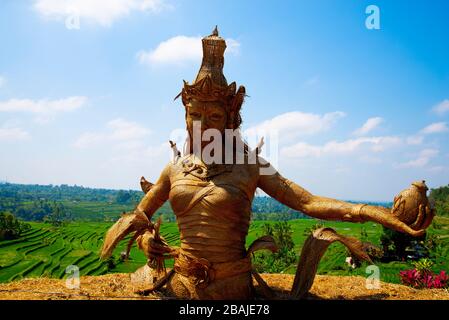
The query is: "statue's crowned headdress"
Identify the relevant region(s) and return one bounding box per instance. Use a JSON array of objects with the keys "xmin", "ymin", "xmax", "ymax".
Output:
[{"xmin": 176, "ymin": 27, "xmax": 246, "ymax": 129}]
